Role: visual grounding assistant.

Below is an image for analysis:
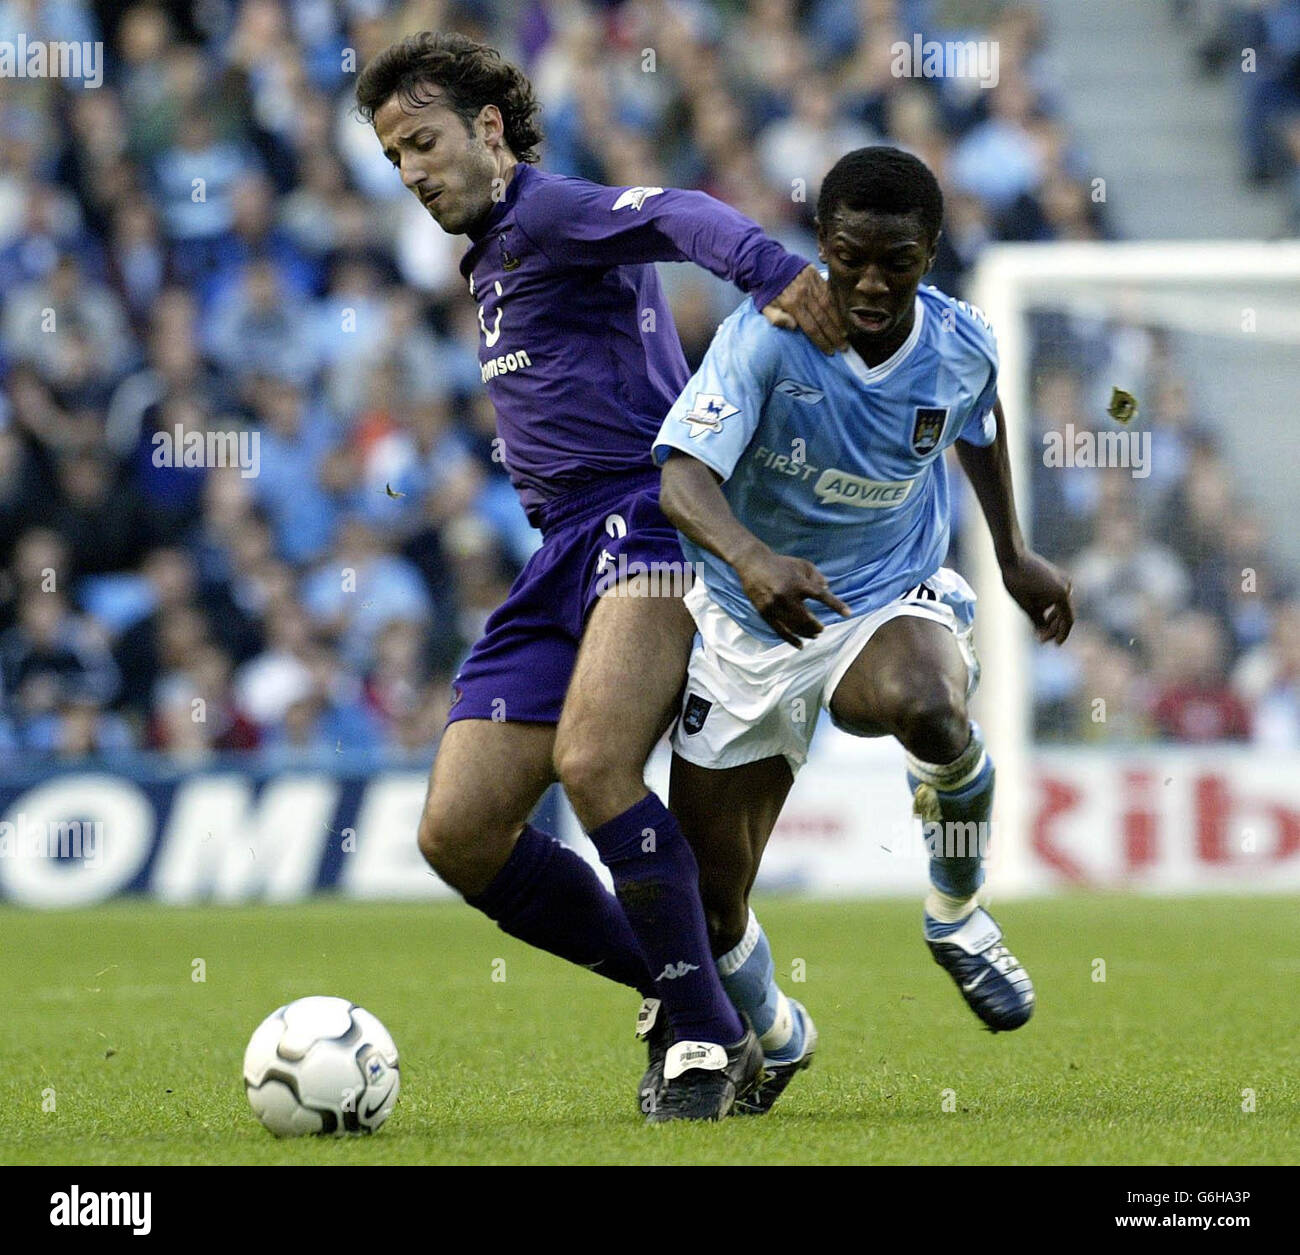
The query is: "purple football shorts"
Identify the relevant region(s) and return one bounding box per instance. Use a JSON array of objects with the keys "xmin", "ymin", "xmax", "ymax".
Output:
[{"xmin": 446, "ymin": 471, "xmax": 686, "ymax": 727}]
